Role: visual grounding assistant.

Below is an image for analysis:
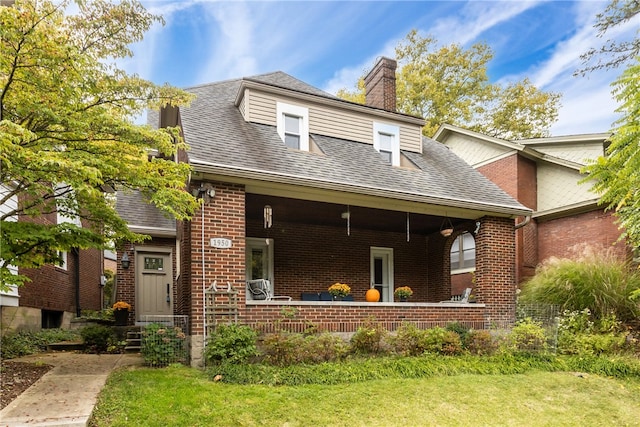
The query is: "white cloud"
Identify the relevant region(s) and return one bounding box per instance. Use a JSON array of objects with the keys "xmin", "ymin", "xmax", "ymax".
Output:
[{"xmin": 429, "ymin": 0, "xmax": 540, "ymax": 45}]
